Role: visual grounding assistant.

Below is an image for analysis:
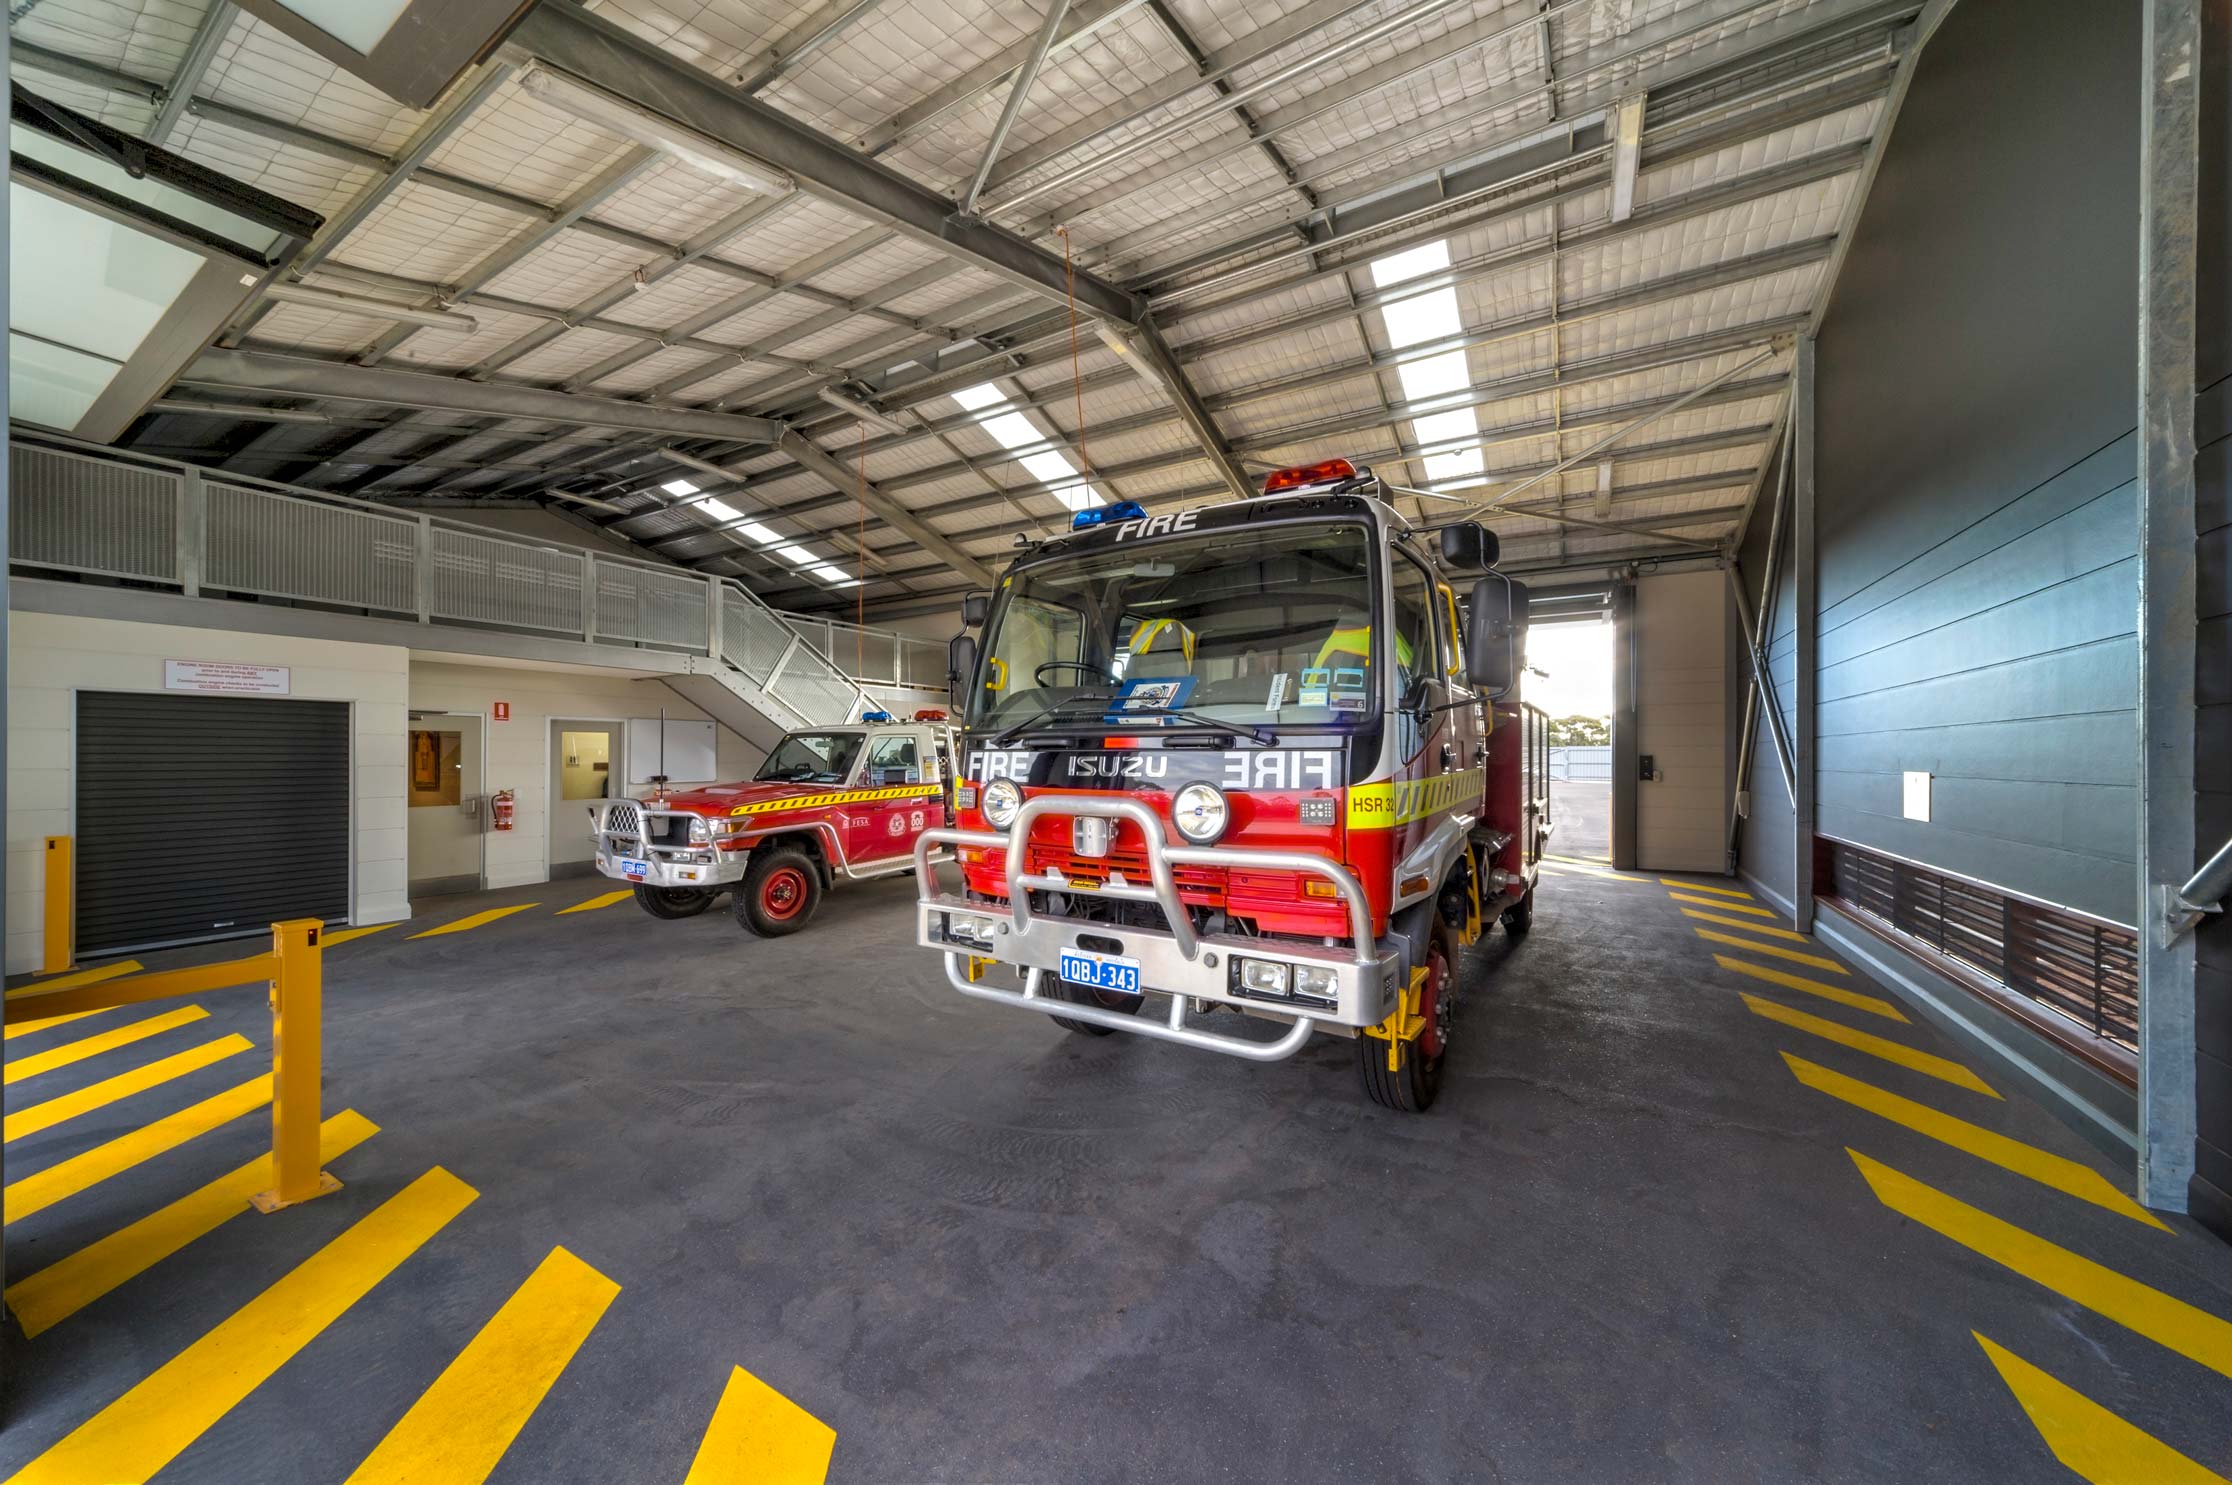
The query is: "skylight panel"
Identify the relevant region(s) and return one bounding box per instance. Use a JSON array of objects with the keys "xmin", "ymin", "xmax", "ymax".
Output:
[
  {"xmin": 1371, "ymin": 239, "xmax": 1483, "ymax": 486},
  {"xmin": 952, "ymin": 380, "xmax": 1101, "ymax": 513},
  {"xmin": 772, "ymin": 545, "xmax": 819, "ymax": 566},
  {"xmin": 735, "ymin": 520, "xmax": 782, "ymax": 545},
  {"xmin": 808, "ymin": 564, "xmax": 852, "ymax": 584},
  {"xmin": 661, "ymin": 477, "xmax": 700, "ymax": 497},
  {"xmin": 952, "ymin": 382, "xmax": 1004, "ymax": 412},
  {"xmin": 696, "ymin": 498, "xmax": 743, "ymax": 522}
]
